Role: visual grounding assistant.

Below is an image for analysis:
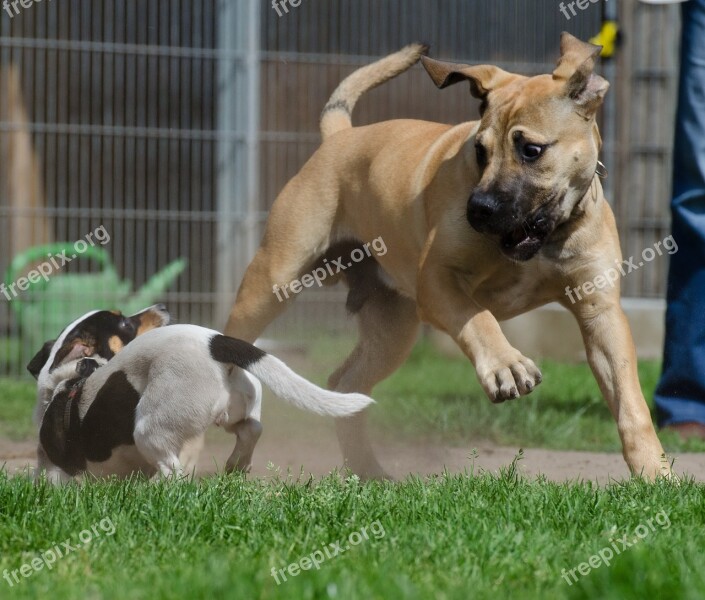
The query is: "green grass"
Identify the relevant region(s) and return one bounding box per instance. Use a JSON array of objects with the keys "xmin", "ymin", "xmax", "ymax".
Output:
[
  {"xmin": 0, "ymin": 469, "xmax": 703, "ymax": 599},
  {"xmin": 3, "ymin": 337, "xmax": 705, "ymax": 598},
  {"xmin": 0, "ymin": 378, "xmax": 36, "ymax": 440},
  {"xmin": 0, "ymin": 336, "xmax": 24, "ymax": 380}
]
